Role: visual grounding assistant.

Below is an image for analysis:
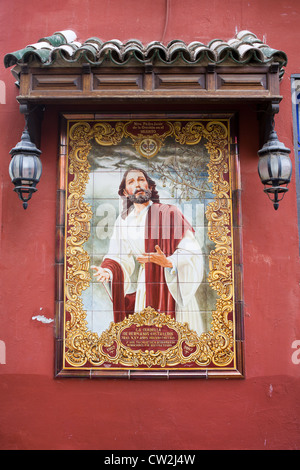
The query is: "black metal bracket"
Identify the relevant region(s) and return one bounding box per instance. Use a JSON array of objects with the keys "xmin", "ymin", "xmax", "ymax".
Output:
[
  {"xmin": 19, "ymin": 103, "xmax": 45, "ymax": 148},
  {"xmin": 257, "ymin": 100, "xmax": 280, "ymax": 148}
]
